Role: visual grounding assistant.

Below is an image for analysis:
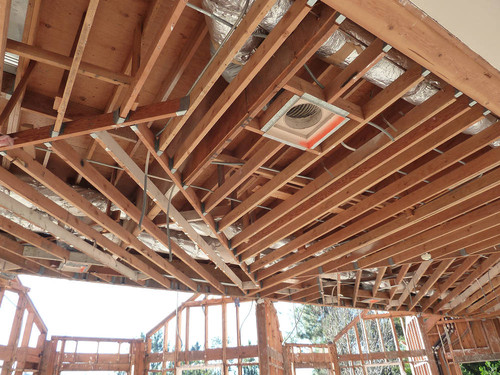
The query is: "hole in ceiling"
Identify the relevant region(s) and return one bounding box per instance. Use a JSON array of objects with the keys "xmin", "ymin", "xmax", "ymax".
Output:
[{"xmin": 285, "ymin": 103, "xmax": 322, "ymax": 129}]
